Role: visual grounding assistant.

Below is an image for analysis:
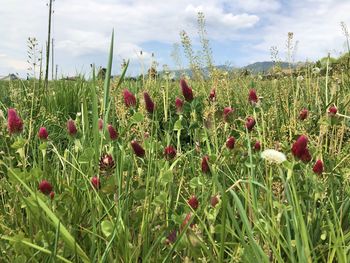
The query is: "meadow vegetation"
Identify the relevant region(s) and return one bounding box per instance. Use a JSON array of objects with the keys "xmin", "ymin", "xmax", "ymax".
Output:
[{"xmin": 0, "ymin": 17, "xmax": 350, "ymax": 263}]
